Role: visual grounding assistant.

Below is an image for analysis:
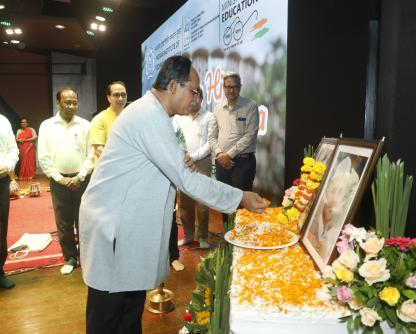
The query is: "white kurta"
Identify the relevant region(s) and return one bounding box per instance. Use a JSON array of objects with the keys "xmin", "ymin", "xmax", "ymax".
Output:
[{"xmin": 79, "ymin": 91, "xmax": 243, "ymax": 293}]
